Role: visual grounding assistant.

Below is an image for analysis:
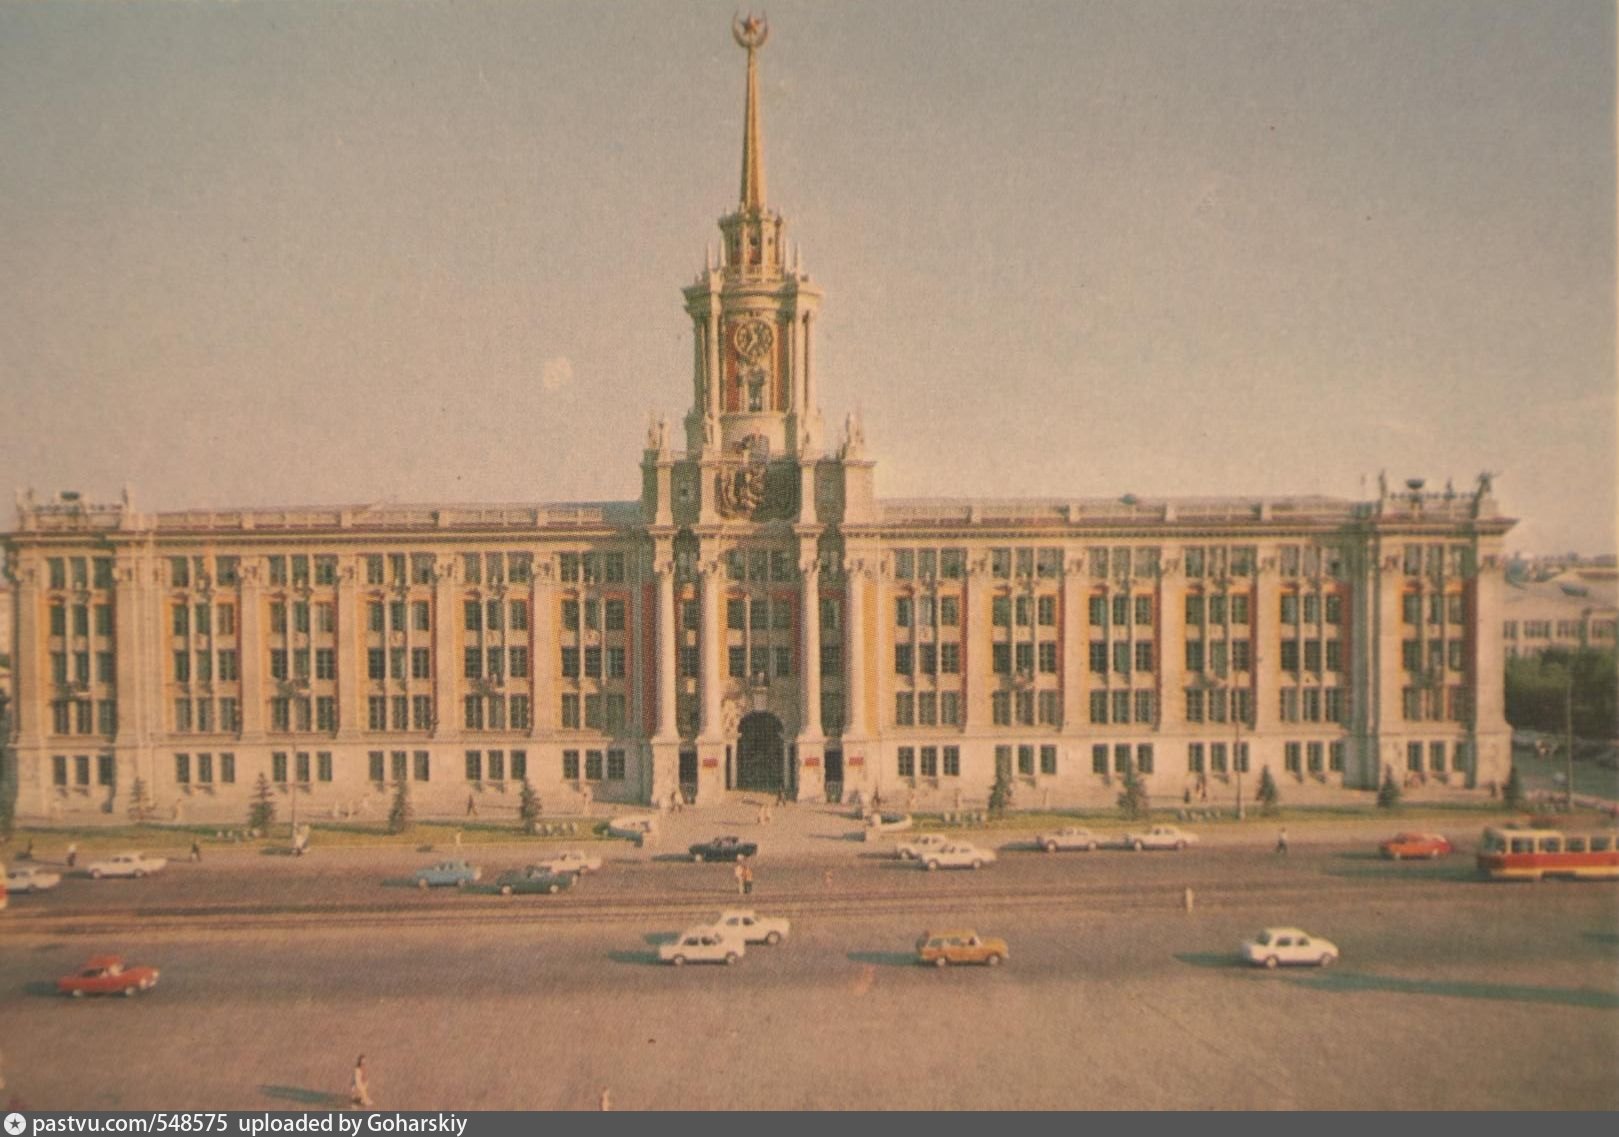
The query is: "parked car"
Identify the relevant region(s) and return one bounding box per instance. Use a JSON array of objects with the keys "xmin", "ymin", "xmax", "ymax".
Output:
[
  {"xmin": 708, "ymin": 909, "xmax": 789, "ymax": 946},
  {"xmin": 1380, "ymin": 833, "xmax": 1453, "ymax": 860},
  {"xmin": 895, "ymin": 833, "xmax": 952, "ymax": 860},
  {"xmin": 537, "ymin": 850, "xmax": 603, "ymax": 875},
  {"xmin": 659, "ymin": 928, "xmax": 744, "ymax": 966},
  {"xmin": 493, "ymin": 866, "xmax": 578, "ymax": 895},
  {"xmin": 57, "ymin": 954, "xmax": 161, "ymax": 998},
  {"xmin": 1036, "ymin": 826, "xmax": 1101, "ymax": 853},
  {"xmin": 1240, "ymin": 927, "xmax": 1339, "ymax": 969},
  {"xmin": 412, "ymin": 860, "xmax": 482, "ymax": 889},
  {"xmin": 915, "ymin": 929, "xmax": 1009, "ymax": 968},
  {"xmin": 920, "ymin": 842, "xmax": 996, "ymax": 871},
  {"xmin": 1122, "ymin": 825, "xmax": 1198, "ymax": 851},
  {"xmin": 689, "ymin": 836, "xmax": 758, "ymax": 862},
  {"xmin": 6, "ymin": 865, "xmax": 63, "ymax": 892},
  {"xmin": 86, "ymin": 852, "xmax": 168, "ymax": 879}
]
